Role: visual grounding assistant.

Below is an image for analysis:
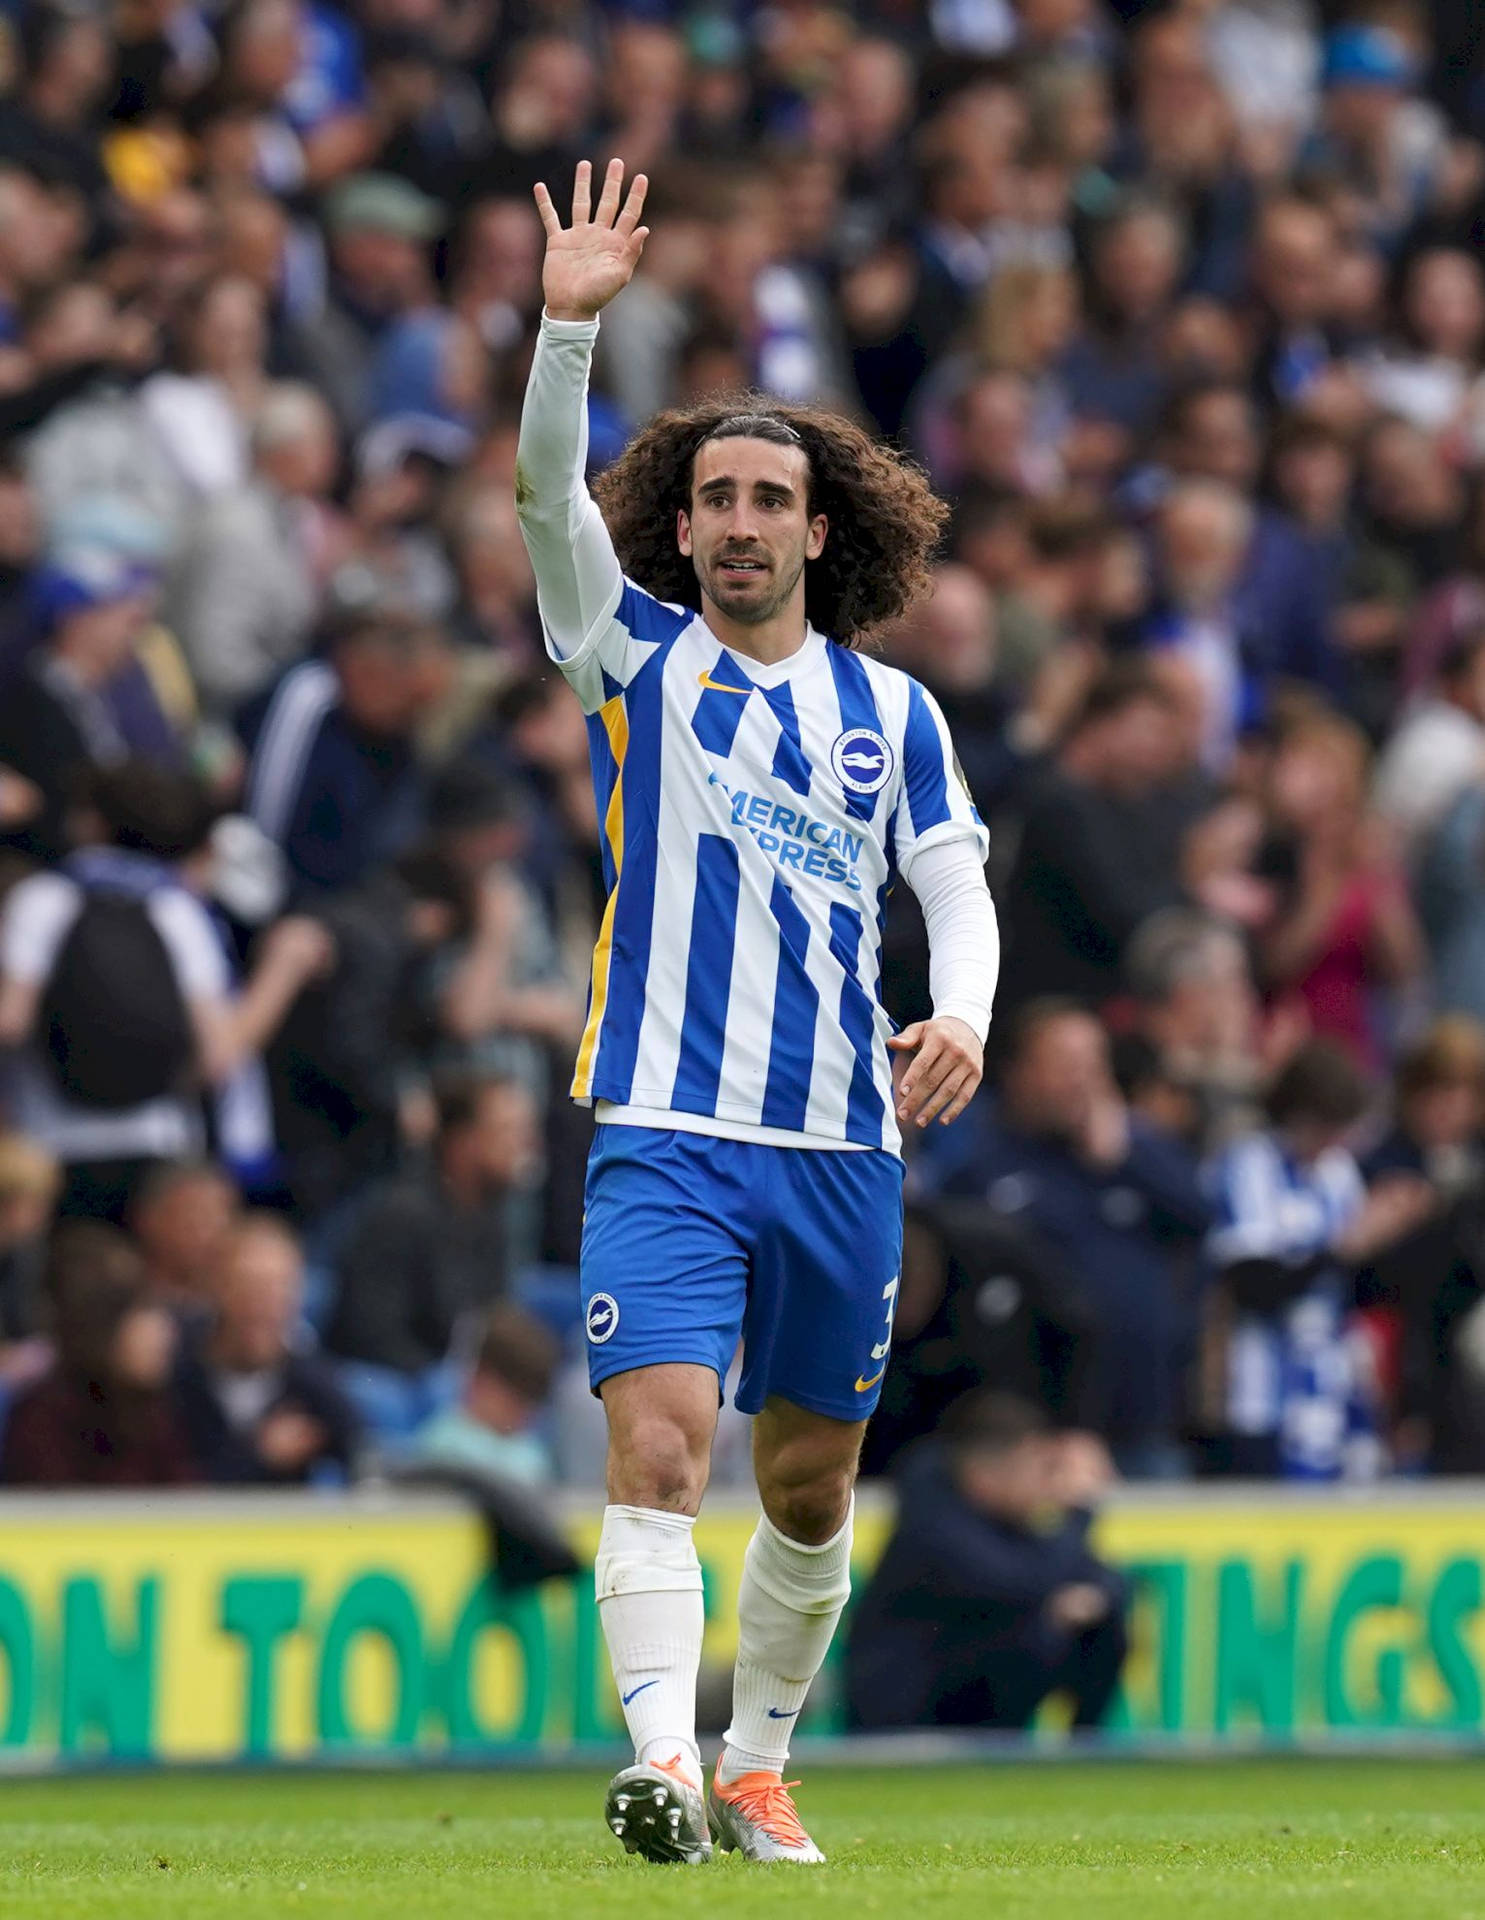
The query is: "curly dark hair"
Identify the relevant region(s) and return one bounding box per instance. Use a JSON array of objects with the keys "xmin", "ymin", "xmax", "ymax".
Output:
[{"xmin": 592, "ymin": 398, "xmax": 949, "ymax": 646}]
